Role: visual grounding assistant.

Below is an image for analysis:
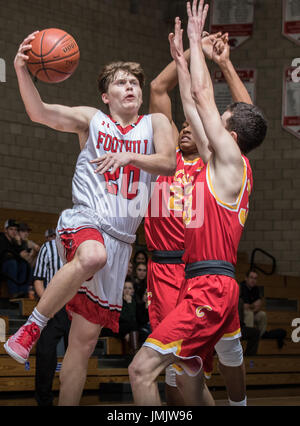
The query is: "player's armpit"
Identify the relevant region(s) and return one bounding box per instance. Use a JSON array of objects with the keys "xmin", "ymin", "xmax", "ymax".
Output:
[{"xmin": 36, "ymin": 104, "xmax": 96, "ymax": 135}]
